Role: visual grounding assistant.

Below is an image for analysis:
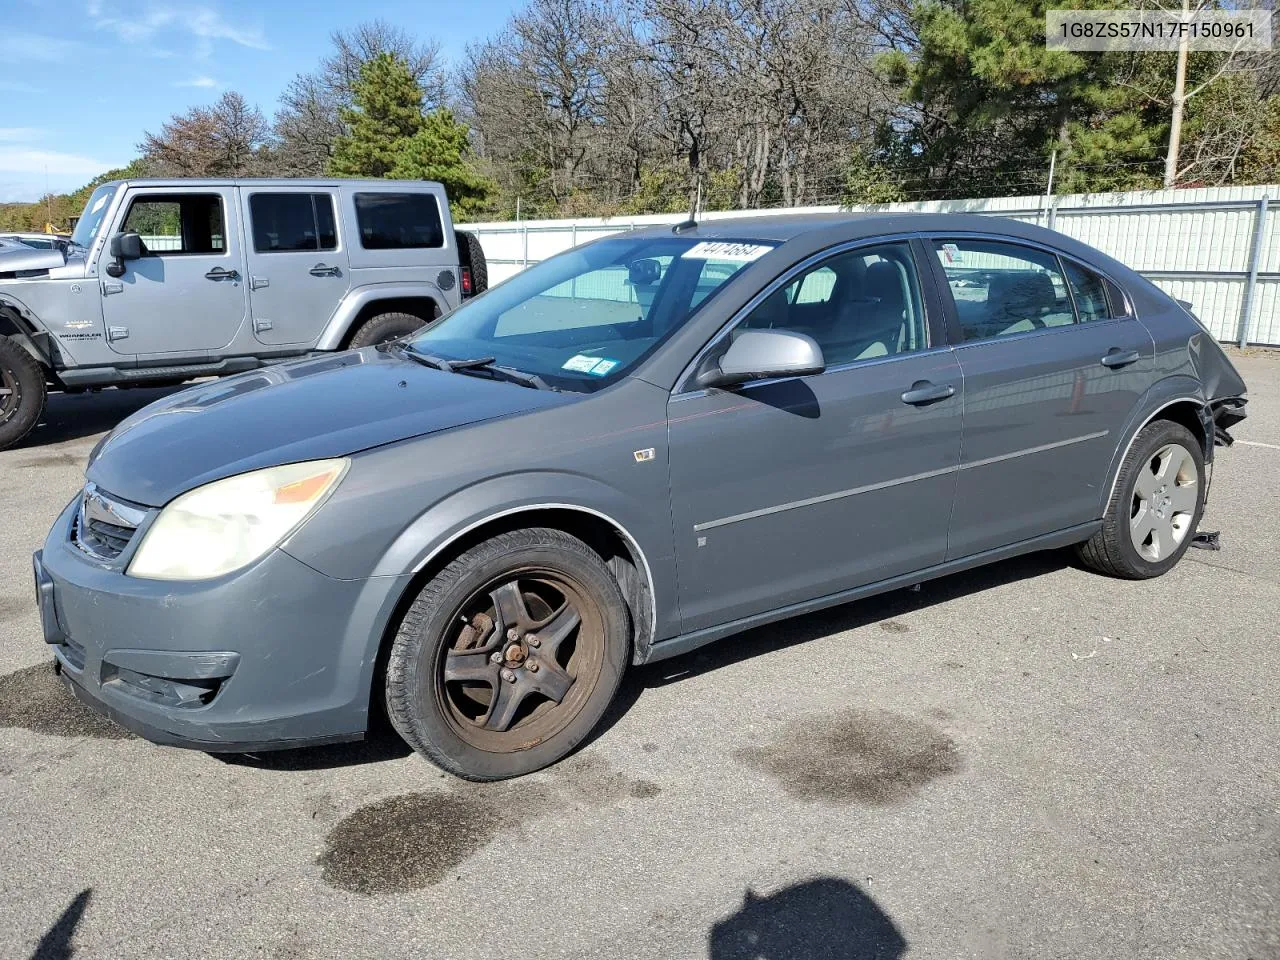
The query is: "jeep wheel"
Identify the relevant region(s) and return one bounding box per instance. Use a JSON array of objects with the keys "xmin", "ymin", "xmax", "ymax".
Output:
[
  {"xmin": 1077, "ymin": 419, "xmax": 1205, "ymax": 579},
  {"xmin": 0, "ymin": 335, "xmax": 46, "ymax": 450},
  {"xmin": 348, "ymin": 311, "xmax": 429, "ymax": 349},
  {"xmin": 385, "ymin": 528, "xmax": 631, "ymax": 781}
]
